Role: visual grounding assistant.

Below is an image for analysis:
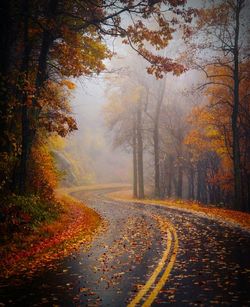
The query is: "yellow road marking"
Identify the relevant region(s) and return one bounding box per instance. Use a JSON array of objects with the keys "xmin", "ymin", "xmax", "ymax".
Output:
[
  {"xmin": 128, "ymin": 221, "xmax": 178, "ymax": 307},
  {"xmin": 143, "ymin": 224, "xmax": 178, "ymax": 306},
  {"xmin": 127, "ymin": 229, "xmax": 172, "ymax": 307}
]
